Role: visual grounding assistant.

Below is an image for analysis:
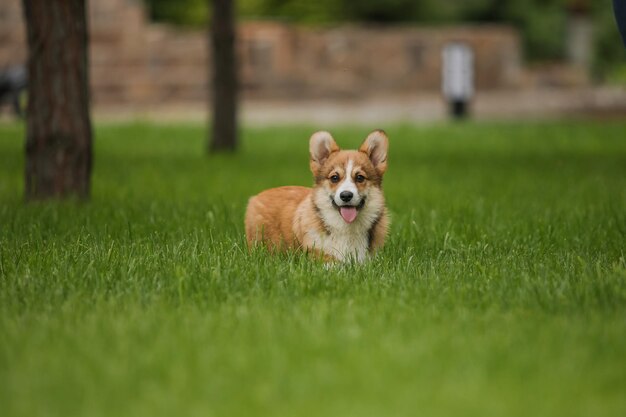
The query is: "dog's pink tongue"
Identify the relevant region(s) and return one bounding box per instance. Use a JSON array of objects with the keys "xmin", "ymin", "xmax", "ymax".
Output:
[{"xmin": 339, "ymin": 207, "xmax": 358, "ymax": 223}]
